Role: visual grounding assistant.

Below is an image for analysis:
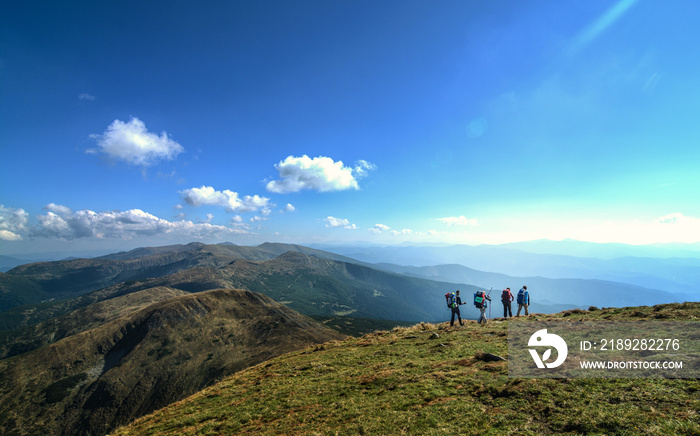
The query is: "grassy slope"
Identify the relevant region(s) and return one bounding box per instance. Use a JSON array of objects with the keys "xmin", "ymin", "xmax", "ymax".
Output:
[
  {"xmin": 0, "ymin": 289, "xmax": 346, "ymax": 436},
  {"xmin": 115, "ymin": 303, "xmax": 699, "ymax": 436},
  {"xmin": 0, "ymin": 287, "xmax": 188, "ymax": 359}
]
